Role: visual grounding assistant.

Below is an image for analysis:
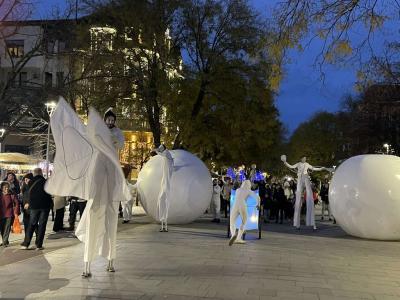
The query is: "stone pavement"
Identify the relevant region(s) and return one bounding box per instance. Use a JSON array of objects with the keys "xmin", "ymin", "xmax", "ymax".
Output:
[{"xmin": 0, "ymin": 210, "xmax": 400, "ymax": 300}]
